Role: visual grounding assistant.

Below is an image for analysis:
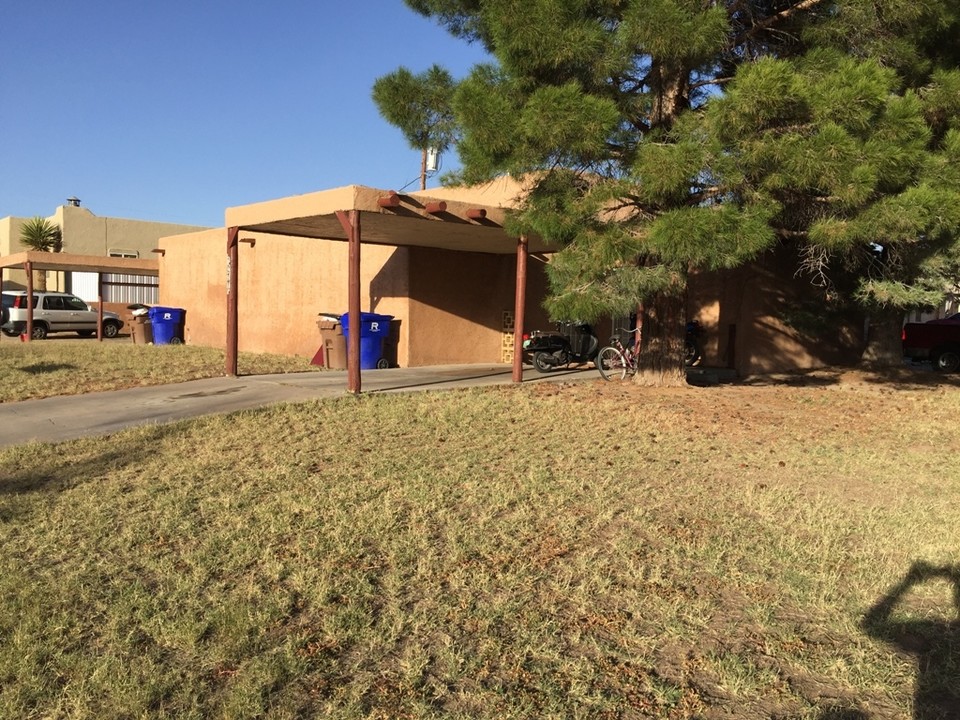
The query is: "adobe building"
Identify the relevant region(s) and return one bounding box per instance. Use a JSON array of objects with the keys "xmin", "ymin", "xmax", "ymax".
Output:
[
  {"xmin": 156, "ymin": 177, "xmax": 865, "ymax": 377},
  {"xmin": 0, "ymin": 199, "xmax": 208, "ymax": 304},
  {"xmin": 157, "ymin": 180, "xmax": 556, "ymax": 370}
]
